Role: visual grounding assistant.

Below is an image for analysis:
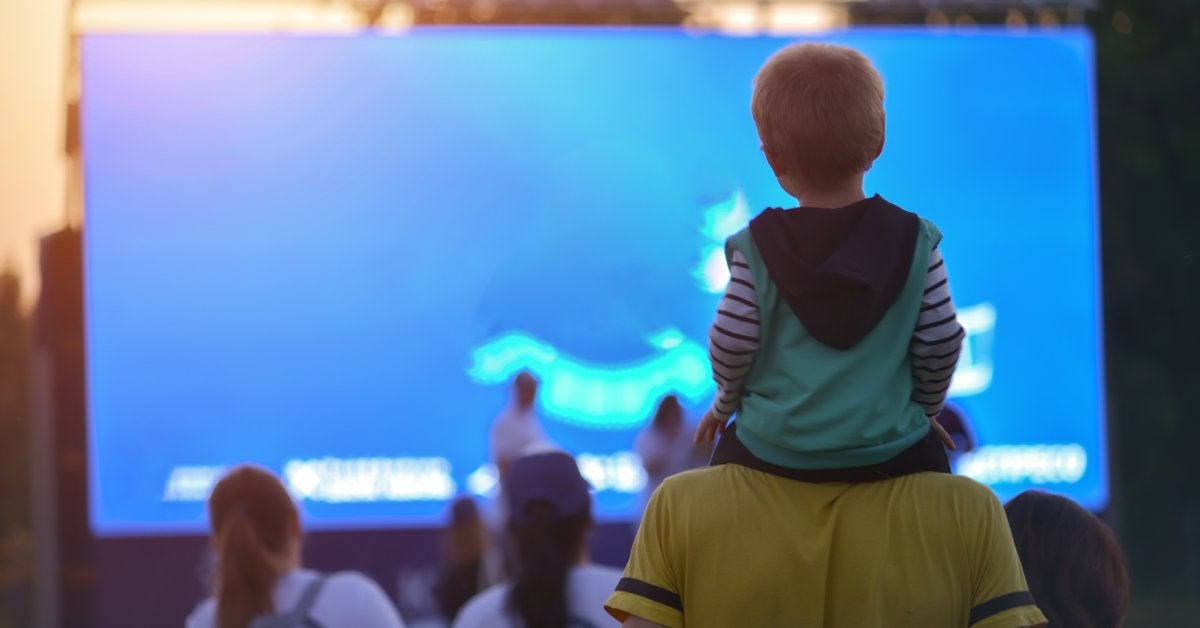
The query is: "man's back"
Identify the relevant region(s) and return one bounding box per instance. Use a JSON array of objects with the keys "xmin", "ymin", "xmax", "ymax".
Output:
[{"xmin": 606, "ymin": 465, "xmax": 1045, "ymax": 627}]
